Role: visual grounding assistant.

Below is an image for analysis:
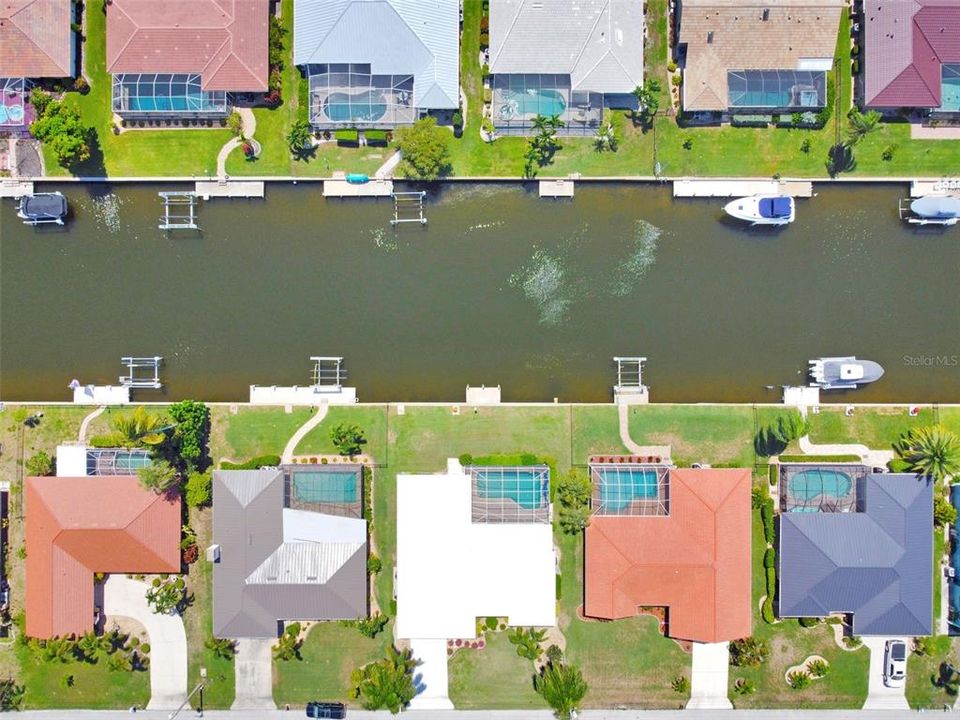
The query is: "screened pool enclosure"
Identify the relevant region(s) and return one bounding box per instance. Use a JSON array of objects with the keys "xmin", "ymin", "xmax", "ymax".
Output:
[
  {"xmin": 0, "ymin": 78, "xmax": 27, "ymax": 126},
  {"xmin": 491, "ymin": 74, "xmax": 603, "ymax": 135},
  {"xmin": 307, "ymin": 64, "xmax": 416, "ymax": 127},
  {"xmin": 939, "ymin": 64, "xmax": 960, "ymax": 113},
  {"xmin": 727, "ymin": 70, "xmax": 826, "ymax": 110},
  {"xmin": 112, "ymin": 74, "xmax": 228, "ymax": 115}
]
